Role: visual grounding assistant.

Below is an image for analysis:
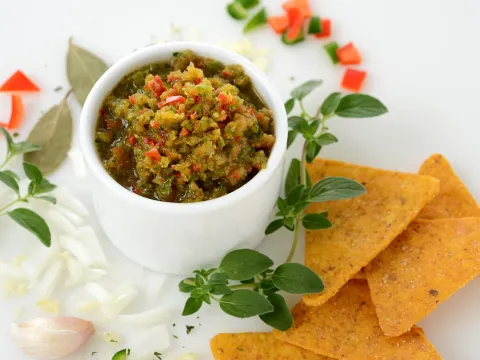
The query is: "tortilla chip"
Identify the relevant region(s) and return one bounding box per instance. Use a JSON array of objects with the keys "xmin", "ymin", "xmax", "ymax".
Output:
[
  {"xmin": 351, "ymin": 268, "xmax": 367, "ymax": 280},
  {"xmin": 274, "ymin": 280, "xmax": 442, "ymax": 360},
  {"xmin": 366, "ymin": 218, "xmax": 480, "ymax": 336},
  {"xmin": 210, "ymin": 332, "xmax": 333, "ymax": 360},
  {"xmin": 303, "ymin": 159, "xmax": 440, "ymax": 306},
  {"xmin": 417, "ymin": 154, "xmax": 480, "ymax": 219}
]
